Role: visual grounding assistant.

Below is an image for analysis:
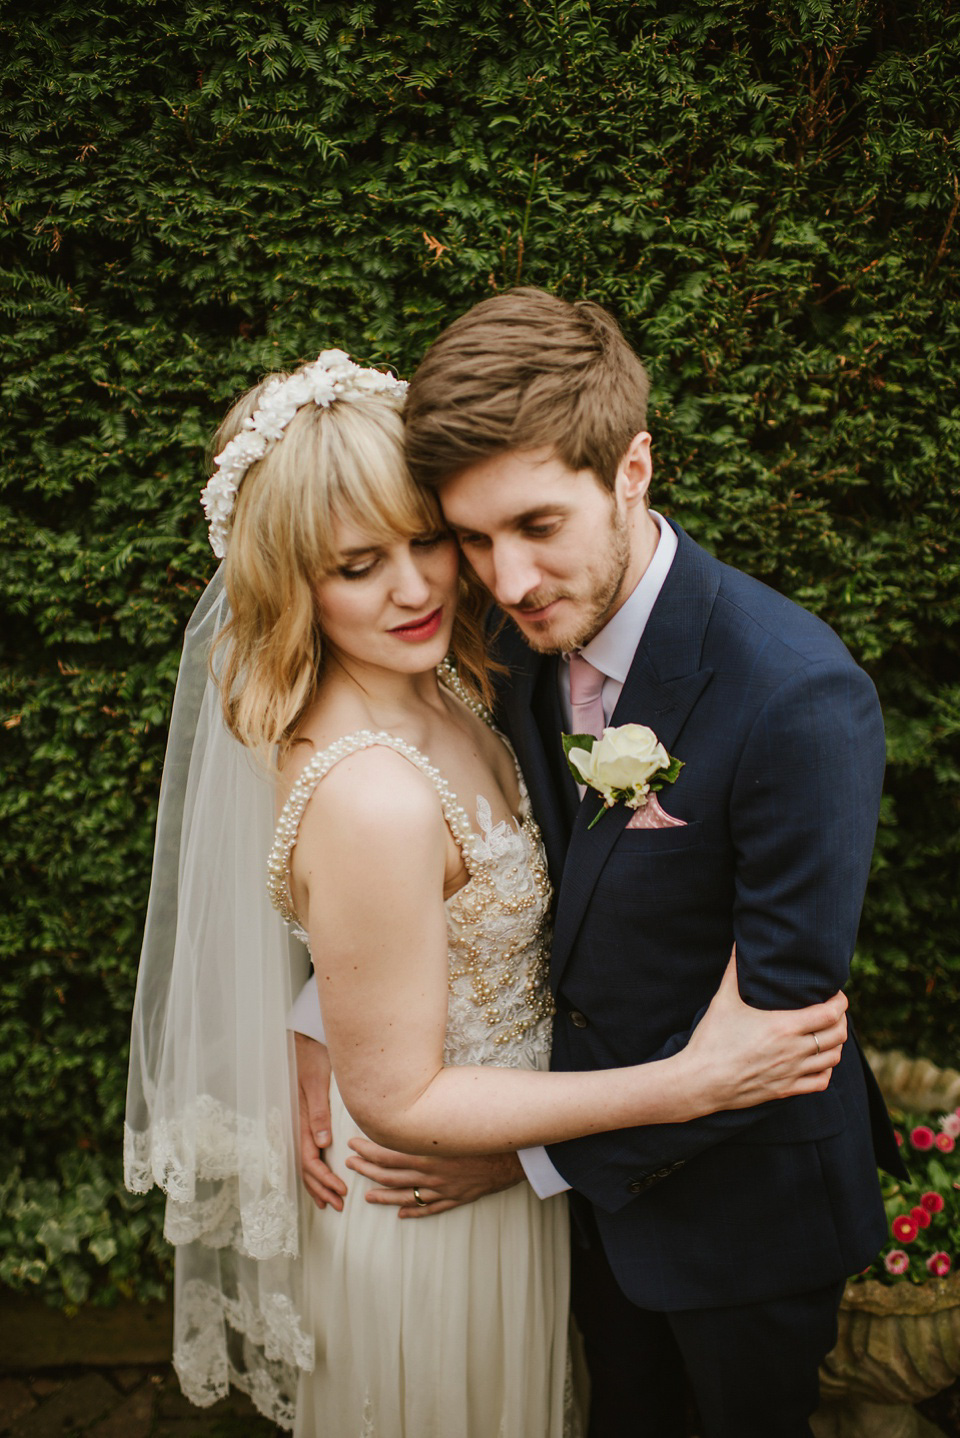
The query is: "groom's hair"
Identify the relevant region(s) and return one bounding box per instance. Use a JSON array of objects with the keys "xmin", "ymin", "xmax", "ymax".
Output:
[{"xmin": 404, "ymin": 287, "xmax": 649, "ymax": 493}]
